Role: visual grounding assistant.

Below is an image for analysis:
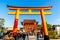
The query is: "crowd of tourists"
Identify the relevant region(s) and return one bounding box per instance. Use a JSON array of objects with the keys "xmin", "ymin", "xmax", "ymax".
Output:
[
  {"xmin": 2, "ymin": 30, "xmax": 29, "ymax": 40},
  {"xmin": 0, "ymin": 29, "xmax": 44, "ymax": 40}
]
